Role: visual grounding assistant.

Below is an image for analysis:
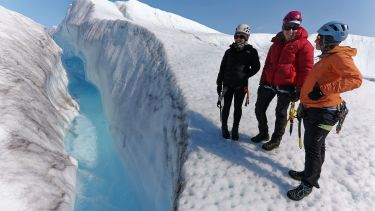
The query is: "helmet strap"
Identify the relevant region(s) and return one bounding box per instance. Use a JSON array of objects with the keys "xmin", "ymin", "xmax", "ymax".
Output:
[{"xmin": 321, "ymin": 36, "xmax": 340, "ymax": 52}]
